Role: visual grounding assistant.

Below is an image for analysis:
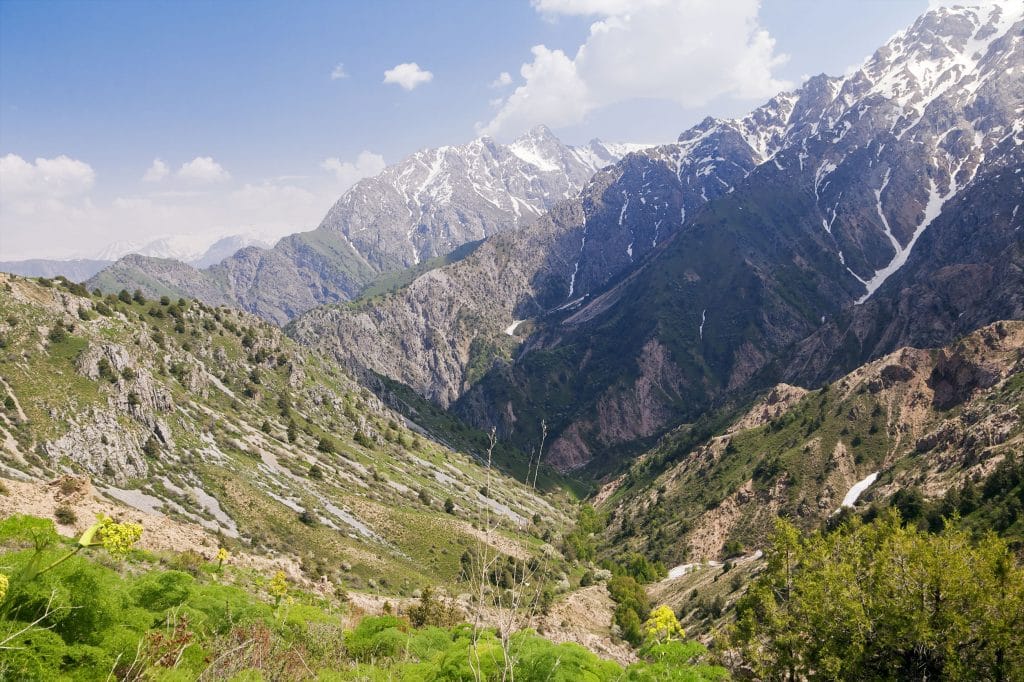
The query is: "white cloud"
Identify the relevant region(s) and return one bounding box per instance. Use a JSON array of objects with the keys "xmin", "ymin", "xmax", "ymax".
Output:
[
  {"xmin": 490, "ymin": 71, "xmax": 513, "ymax": 88},
  {"xmin": 330, "ymin": 62, "xmax": 349, "ymax": 80},
  {"xmin": 177, "ymin": 156, "xmax": 230, "ymax": 183},
  {"xmin": 0, "ymin": 153, "xmax": 95, "ymax": 199},
  {"xmin": 320, "ymin": 151, "xmax": 387, "ymax": 190},
  {"xmin": 485, "ymin": 46, "xmax": 590, "ymax": 133},
  {"xmin": 1, "ymin": 151, "xmax": 391, "ymax": 260},
  {"xmin": 482, "ymin": 0, "xmax": 791, "ymax": 137},
  {"xmin": 927, "ymin": 0, "xmax": 1005, "ymax": 9},
  {"xmin": 383, "ymin": 62, "xmax": 434, "ymax": 90},
  {"xmin": 142, "ymin": 158, "xmax": 169, "ymax": 182},
  {"xmin": 531, "ymin": 0, "xmax": 660, "ymax": 16}
]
